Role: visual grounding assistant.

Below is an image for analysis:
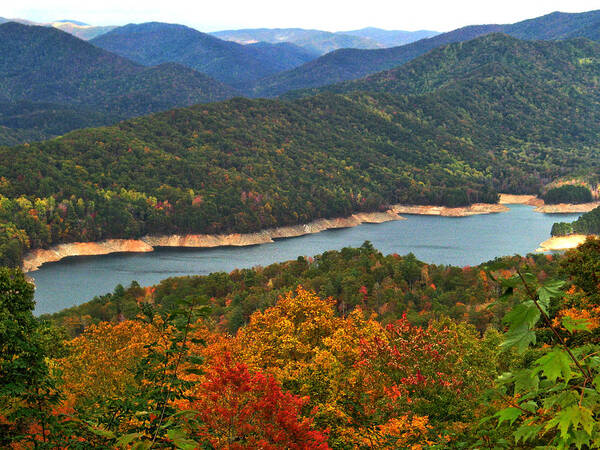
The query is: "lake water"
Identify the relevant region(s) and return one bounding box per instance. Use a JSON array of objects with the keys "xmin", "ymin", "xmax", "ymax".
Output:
[{"xmin": 30, "ymin": 204, "xmax": 581, "ymax": 315}]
